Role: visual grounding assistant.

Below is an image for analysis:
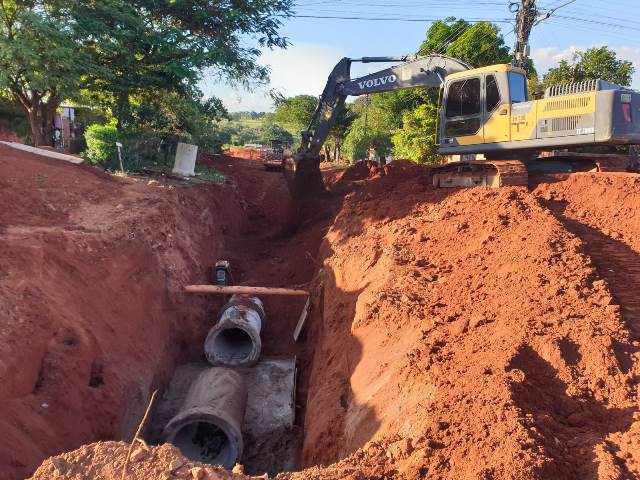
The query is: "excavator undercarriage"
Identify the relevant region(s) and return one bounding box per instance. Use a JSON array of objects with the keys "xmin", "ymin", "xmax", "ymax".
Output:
[{"xmin": 431, "ymin": 159, "xmax": 529, "ymax": 188}]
